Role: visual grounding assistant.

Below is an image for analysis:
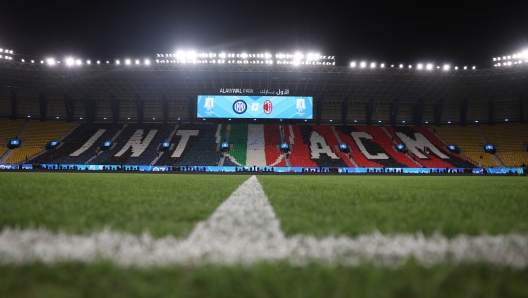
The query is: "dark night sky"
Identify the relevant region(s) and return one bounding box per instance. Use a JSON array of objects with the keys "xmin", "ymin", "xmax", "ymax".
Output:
[{"xmin": 1, "ymin": 0, "xmax": 528, "ymax": 68}]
